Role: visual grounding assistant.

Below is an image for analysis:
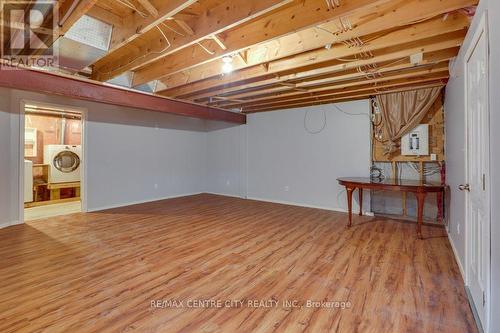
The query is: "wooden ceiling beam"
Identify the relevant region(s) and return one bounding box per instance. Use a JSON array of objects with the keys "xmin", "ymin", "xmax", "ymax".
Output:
[
  {"xmin": 91, "ymin": 0, "xmax": 293, "ymax": 82},
  {"xmin": 174, "ymin": 19, "xmax": 195, "ymax": 36},
  {"xmin": 207, "ymin": 48, "xmax": 456, "ymax": 106},
  {"xmin": 243, "ymin": 77, "xmax": 449, "ymax": 111},
  {"xmin": 160, "ymin": 15, "xmax": 467, "ymax": 100},
  {"xmin": 223, "ymin": 65, "xmax": 449, "ymax": 110},
  {"xmin": 212, "ymin": 62, "xmax": 451, "ymax": 108},
  {"xmin": 156, "ymin": 0, "xmax": 476, "ymax": 94},
  {"xmin": 188, "ymin": 46, "xmax": 460, "ymax": 104},
  {"xmin": 131, "ymin": 0, "xmax": 395, "ymax": 86},
  {"xmin": 107, "ymin": 0, "xmax": 198, "ymax": 53},
  {"xmin": 245, "ymin": 82, "xmax": 446, "ymax": 113},
  {"xmin": 87, "ymin": 6, "xmax": 124, "ymax": 28},
  {"xmin": 136, "ymin": 0, "xmax": 159, "ymax": 18},
  {"xmin": 59, "ymin": 0, "xmax": 99, "ymax": 35}
]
